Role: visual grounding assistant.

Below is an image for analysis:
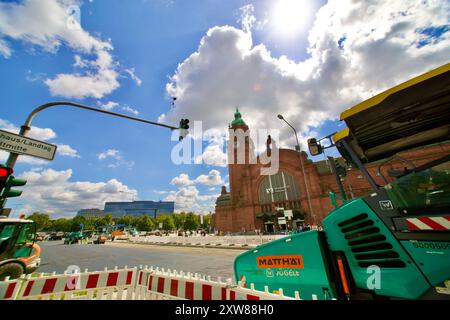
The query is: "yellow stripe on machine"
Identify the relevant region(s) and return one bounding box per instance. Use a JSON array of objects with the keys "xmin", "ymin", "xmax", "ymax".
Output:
[
  {"xmin": 332, "ymin": 128, "xmax": 349, "ymax": 143},
  {"xmin": 340, "ymin": 63, "xmax": 450, "ymax": 121}
]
